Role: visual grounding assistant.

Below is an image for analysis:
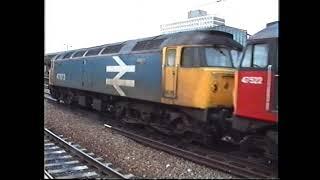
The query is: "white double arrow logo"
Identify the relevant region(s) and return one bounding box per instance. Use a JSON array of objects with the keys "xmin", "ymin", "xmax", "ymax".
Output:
[{"xmin": 106, "ymin": 56, "xmax": 135, "ymax": 96}]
